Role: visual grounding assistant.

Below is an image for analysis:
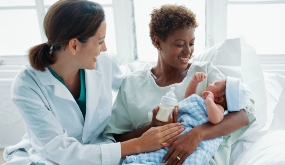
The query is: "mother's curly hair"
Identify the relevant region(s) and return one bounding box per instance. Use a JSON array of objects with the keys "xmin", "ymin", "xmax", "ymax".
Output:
[{"xmin": 149, "ymin": 4, "xmax": 198, "ymax": 47}]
